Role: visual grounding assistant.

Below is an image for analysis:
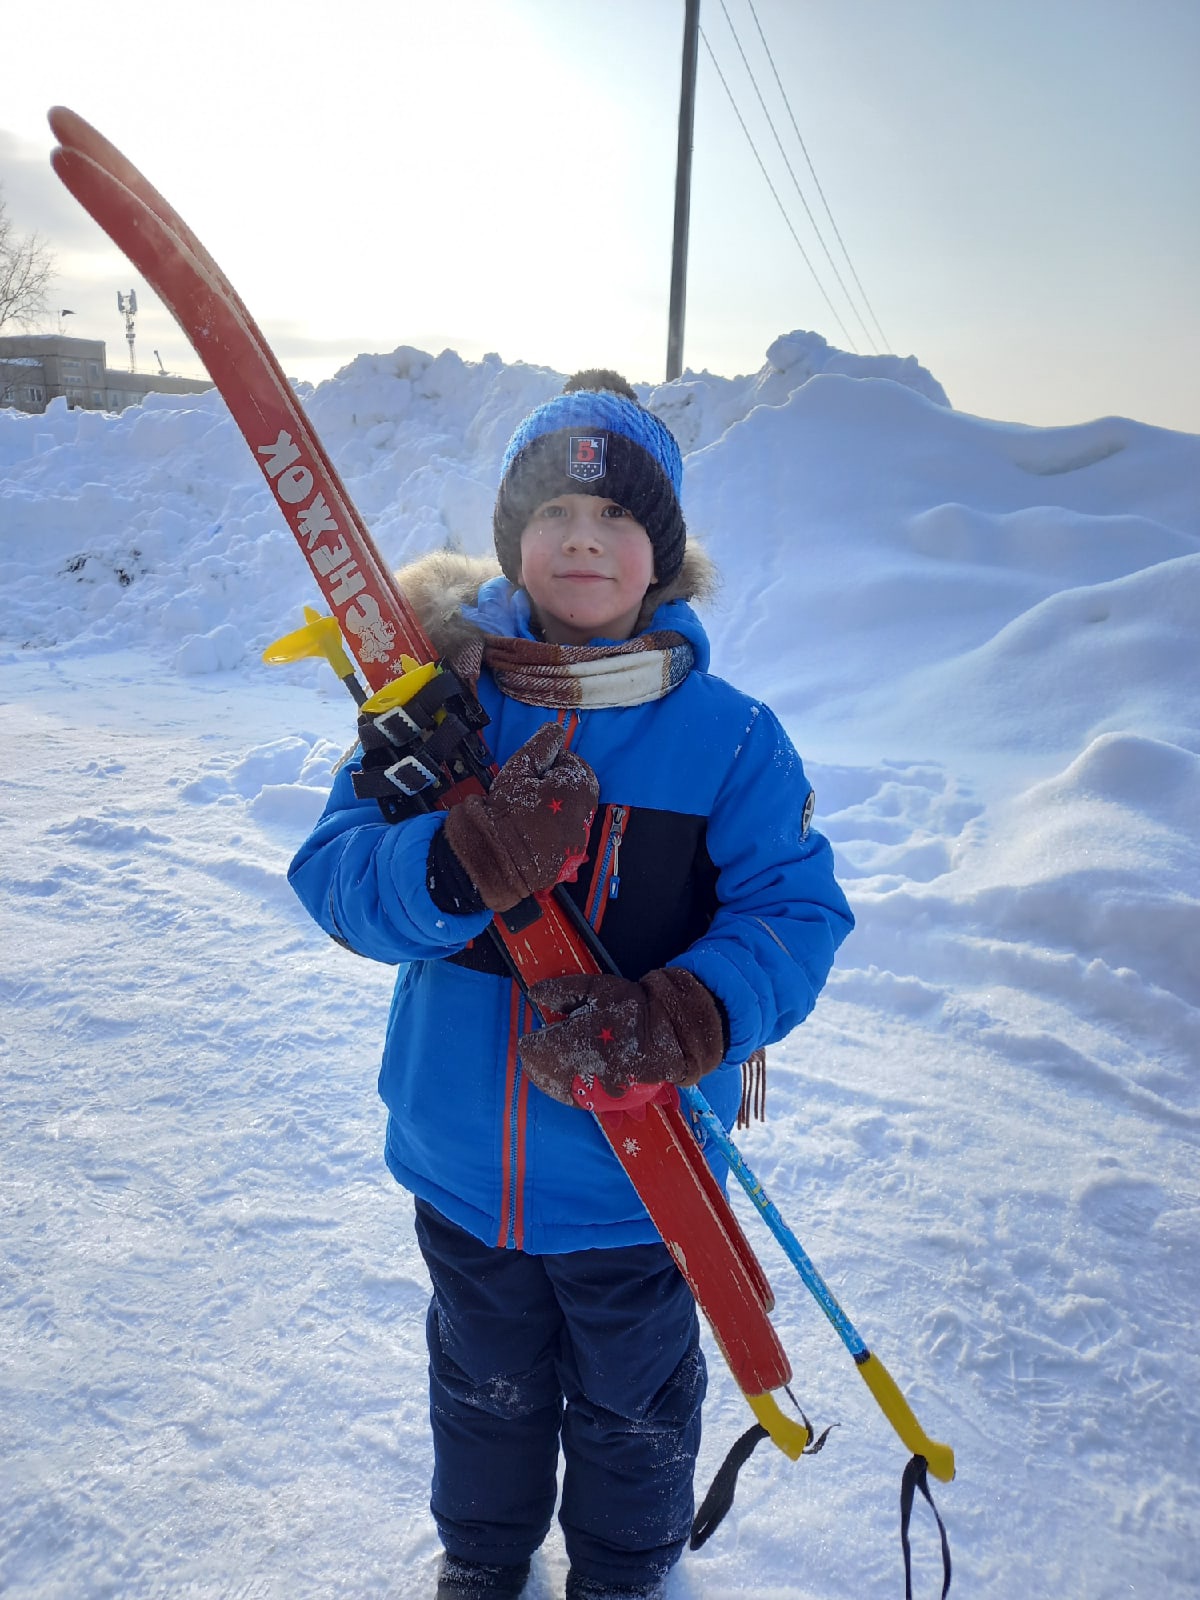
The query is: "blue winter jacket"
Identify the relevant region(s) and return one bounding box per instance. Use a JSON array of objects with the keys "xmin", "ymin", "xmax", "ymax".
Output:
[{"xmin": 289, "ymin": 579, "xmax": 853, "ymax": 1254}]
